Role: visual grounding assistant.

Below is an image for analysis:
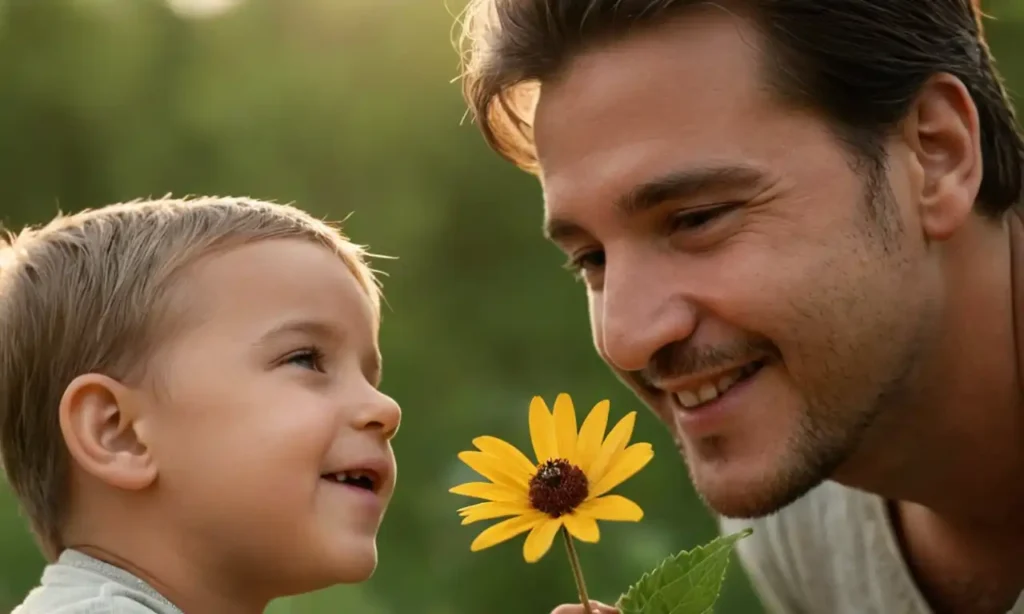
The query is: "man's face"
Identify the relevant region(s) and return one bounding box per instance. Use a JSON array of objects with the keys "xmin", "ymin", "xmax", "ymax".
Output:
[{"xmin": 534, "ymin": 9, "xmax": 939, "ymax": 518}]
